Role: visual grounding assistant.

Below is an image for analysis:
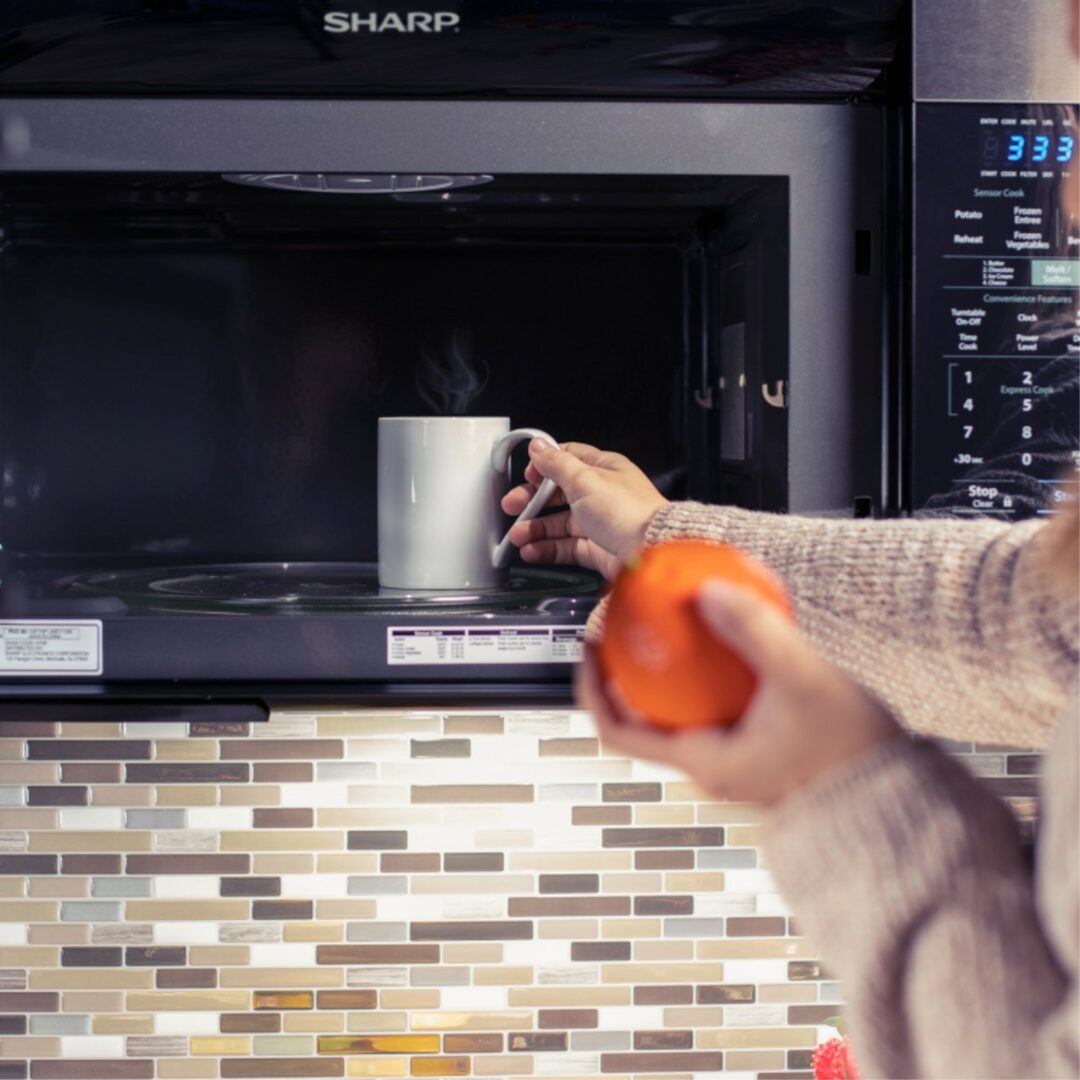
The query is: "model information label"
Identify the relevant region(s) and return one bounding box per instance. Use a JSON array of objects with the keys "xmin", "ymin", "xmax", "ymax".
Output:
[
  {"xmin": 387, "ymin": 626, "xmax": 583, "ymax": 665},
  {"xmin": 0, "ymin": 621, "xmax": 103, "ymax": 674}
]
